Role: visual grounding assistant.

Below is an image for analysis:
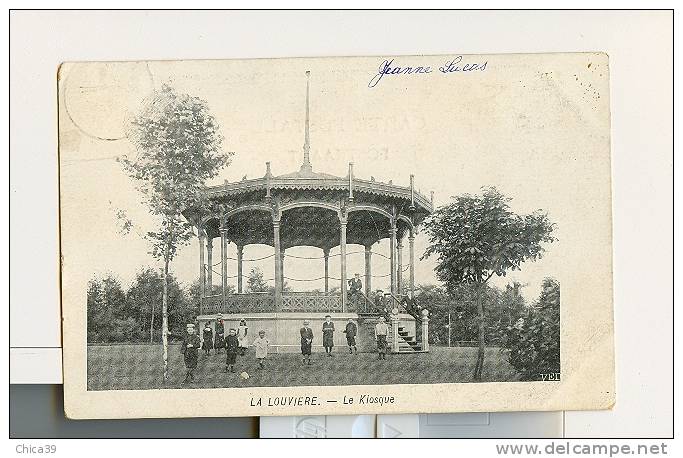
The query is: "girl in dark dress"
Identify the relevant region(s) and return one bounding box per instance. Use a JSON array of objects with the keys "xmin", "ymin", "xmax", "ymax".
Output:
[
  {"xmin": 224, "ymin": 328, "xmax": 239, "ymax": 373},
  {"xmin": 202, "ymin": 322, "xmax": 214, "ymax": 356},
  {"xmin": 181, "ymin": 324, "xmax": 201, "ymax": 383}
]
